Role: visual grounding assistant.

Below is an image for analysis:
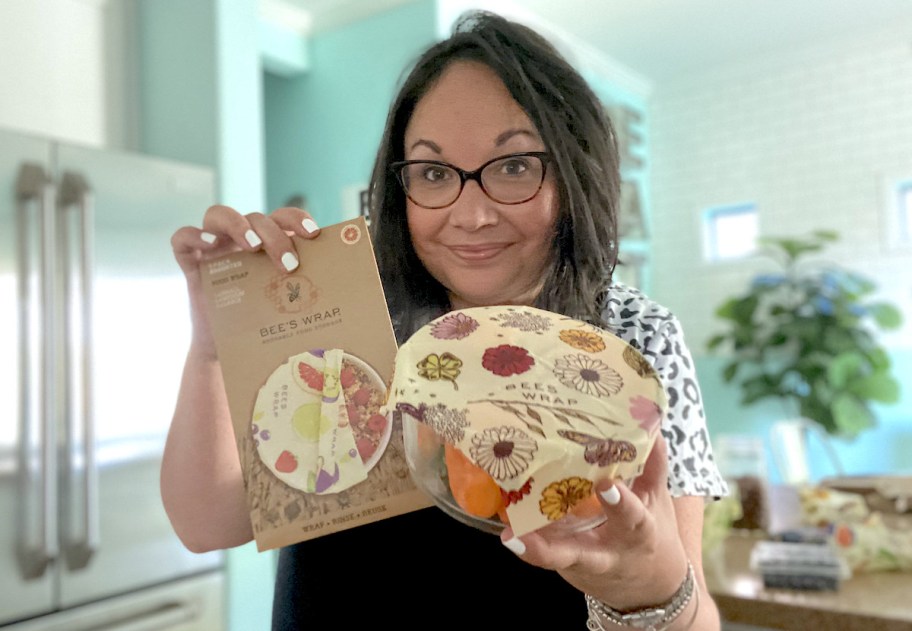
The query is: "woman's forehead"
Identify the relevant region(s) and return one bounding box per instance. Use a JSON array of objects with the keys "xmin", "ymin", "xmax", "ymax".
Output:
[{"xmin": 404, "ymin": 61, "xmax": 541, "ymax": 153}]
